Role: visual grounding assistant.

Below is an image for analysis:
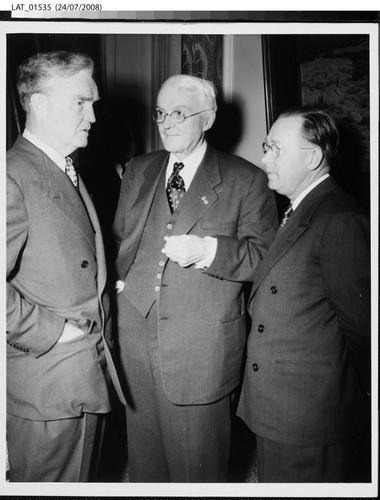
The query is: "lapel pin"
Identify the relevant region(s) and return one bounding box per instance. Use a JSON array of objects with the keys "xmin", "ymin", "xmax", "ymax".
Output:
[{"xmin": 201, "ymin": 196, "xmax": 209, "ymax": 205}]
